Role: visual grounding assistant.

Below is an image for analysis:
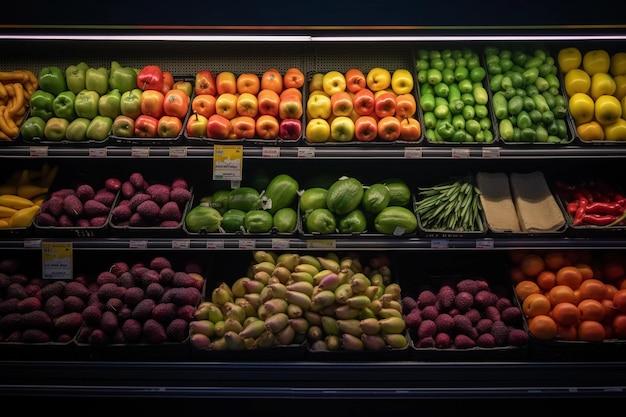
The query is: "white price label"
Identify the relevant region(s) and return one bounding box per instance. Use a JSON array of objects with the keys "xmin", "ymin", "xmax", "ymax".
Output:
[
  {"xmin": 88, "ymin": 148, "xmax": 107, "ymax": 158},
  {"xmin": 451, "ymin": 148, "xmax": 470, "ymax": 158},
  {"xmin": 430, "ymin": 239, "xmax": 449, "ymax": 249},
  {"xmin": 29, "ymin": 146, "xmax": 48, "ymax": 157},
  {"xmin": 239, "ymin": 239, "xmax": 256, "ymax": 249},
  {"xmin": 475, "ymin": 239, "xmax": 495, "ymax": 249},
  {"xmin": 271, "ymin": 239, "xmax": 290, "ymax": 250},
  {"xmin": 169, "ymin": 147, "xmax": 187, "ymax": 158},
  {"xmin": 129, "ymin": 240, "xmax": 148, "ymax": 249},
  {"xmin": 297, "ymin": 147, "xmax": 315, "ymax": 158},
  {"xmin": 306, "ymin": 239, "xmax": 336, "ymax": 249},
  {"xmin": 481, "ymin": 148, "xmax": 500, "ymax": 158},
  {"xmin": 404, "ymin": 147, "xmax": 422, "ymax": 158},
  {"xmin": 262, "ymin": 147, "xmax": 281, "ymax": 158},
  {"xmin": 131, "ymin": 147, "xmax": 150, "ymax": 158},
  {"xmin": 206, "ymin": 240, "xmax": 225, "ymax": 249},
  {"xmin": 172, "ymin": 239, "xmax": 190, "ymax": 249}
]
